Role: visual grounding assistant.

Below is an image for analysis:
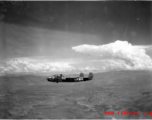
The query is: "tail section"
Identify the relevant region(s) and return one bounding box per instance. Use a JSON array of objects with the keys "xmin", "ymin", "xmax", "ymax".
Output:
[
  {"xmin": 79, "ymin": 72, "xmax": 84, "ymax": 78},
  {"xmin": 88, "ymin": 72, "xmax": 93, "ymax": 80}
]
